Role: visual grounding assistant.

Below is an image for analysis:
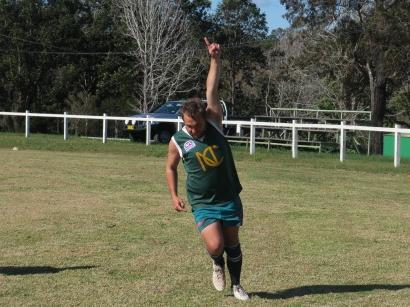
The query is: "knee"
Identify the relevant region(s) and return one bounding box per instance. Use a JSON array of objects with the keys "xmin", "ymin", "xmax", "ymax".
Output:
[{"xmin": 206, "ymin": 239, "xmax": 224, "ymax": 256}]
